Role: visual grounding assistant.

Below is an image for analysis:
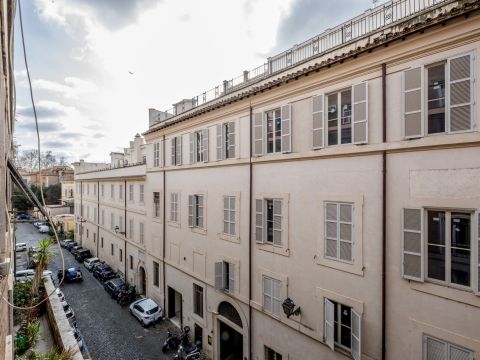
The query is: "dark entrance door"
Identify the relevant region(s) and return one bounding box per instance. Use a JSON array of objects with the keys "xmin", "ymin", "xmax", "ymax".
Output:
[
  {"xmin": 219, "ymin": 321, "xmax": 243, "ymax": 360},
  {"xmin": 139, "ymin": 266, "xmax": 146, "ymax": 294},
  {"xmin": 167, "ymin": 287, "xmax": 183, "ymax": 326},
  {"xmin": 194, "ymin": 323, "xmax": 203, "ymax": 348}
]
